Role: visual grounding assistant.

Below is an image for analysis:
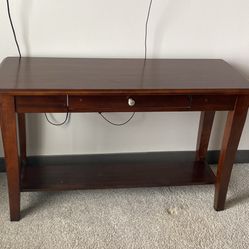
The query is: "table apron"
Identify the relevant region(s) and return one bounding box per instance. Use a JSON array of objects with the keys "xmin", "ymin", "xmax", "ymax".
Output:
[{"xmin": 15, "ymin": 94, "xmax": 237, "ymax": 113}]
